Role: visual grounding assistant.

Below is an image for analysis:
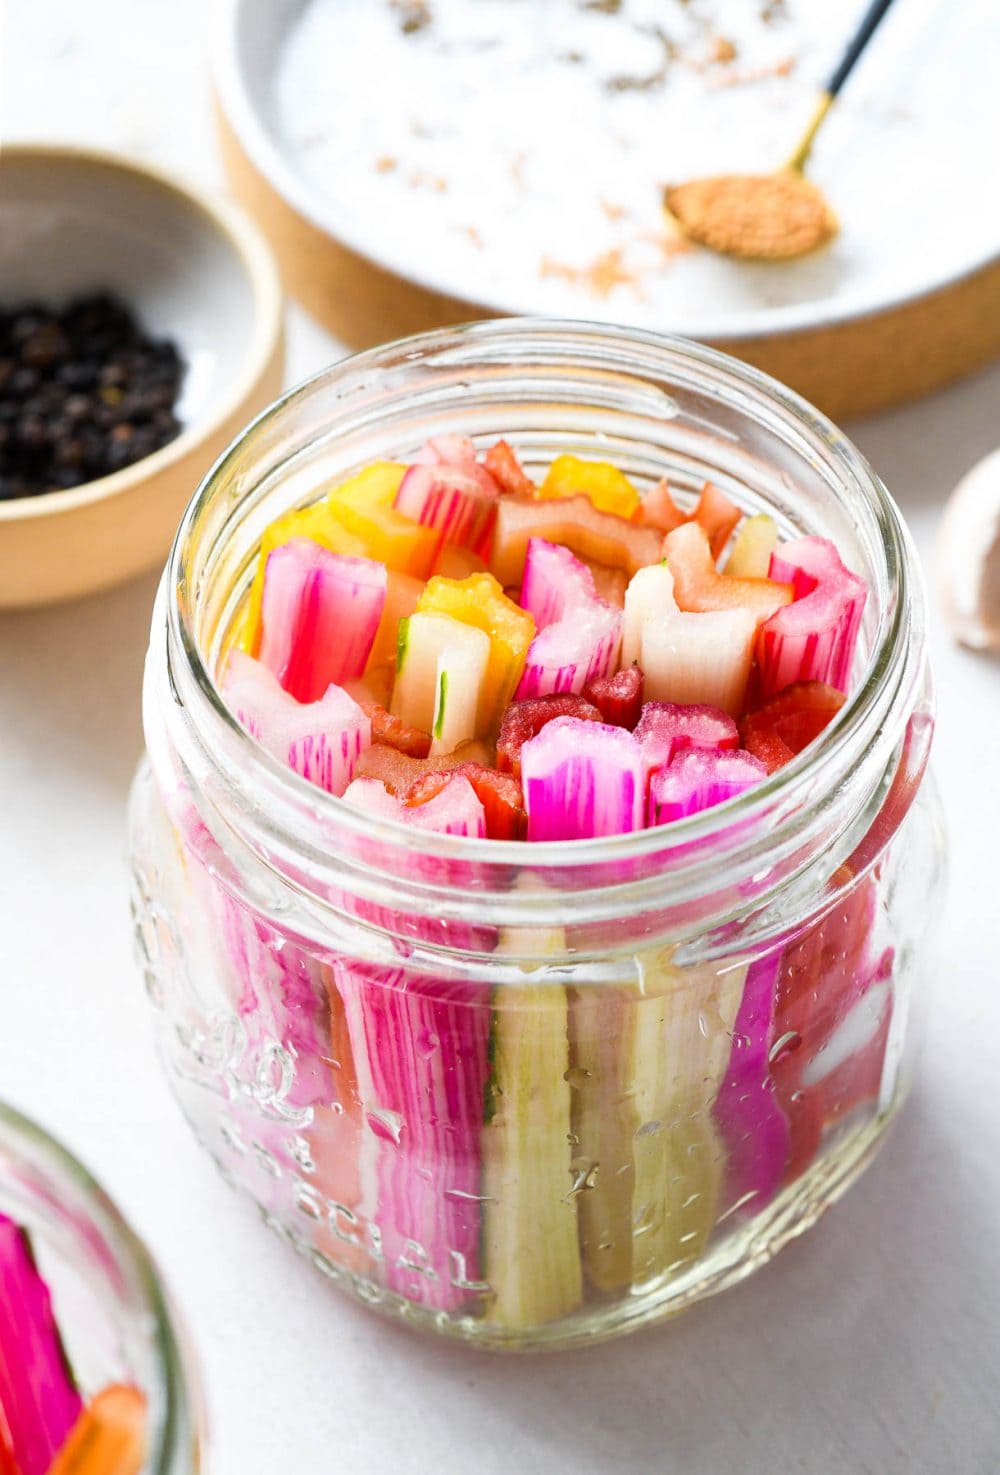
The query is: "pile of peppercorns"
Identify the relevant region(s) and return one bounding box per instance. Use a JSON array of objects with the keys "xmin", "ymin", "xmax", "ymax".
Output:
[{"xmin": 0, "ymin": 292, "xmax": 185, "ymax": 501}]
